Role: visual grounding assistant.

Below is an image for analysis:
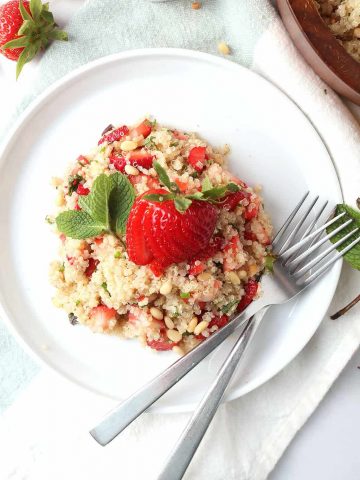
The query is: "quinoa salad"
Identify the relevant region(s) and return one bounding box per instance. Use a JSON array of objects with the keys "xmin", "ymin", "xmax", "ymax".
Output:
[
  {"xmin": 316, "ymin": 0, "xmax": 360, "ymax": 62},
  {"xmin": 49, "ymin": 119, "xmax": 273, "ymax": 354}
]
